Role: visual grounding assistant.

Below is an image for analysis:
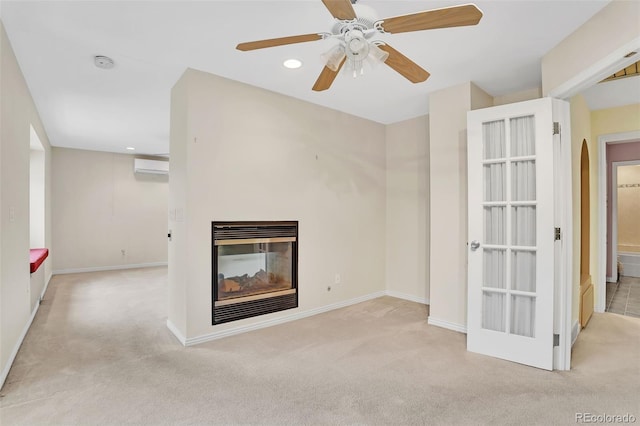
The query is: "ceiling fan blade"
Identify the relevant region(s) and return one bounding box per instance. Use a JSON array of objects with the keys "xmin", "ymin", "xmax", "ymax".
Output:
[
  {"xmin": 379, "ymin": 4, "xmax": 482, "ymax": 34},
  {"xmin": 236, "ymin": 33, "xmax": 323, "ymax": 51},
  {"xmin": 312, "ymin": 57, "xmax": 347, "ymax": 91},
  {"xmin": 377, "ymin": 44, "xmax": 430, "ymax": 83},
  {"xmin": 321, "ymin": 0, "xmax": 357, "ymax": 20}
]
